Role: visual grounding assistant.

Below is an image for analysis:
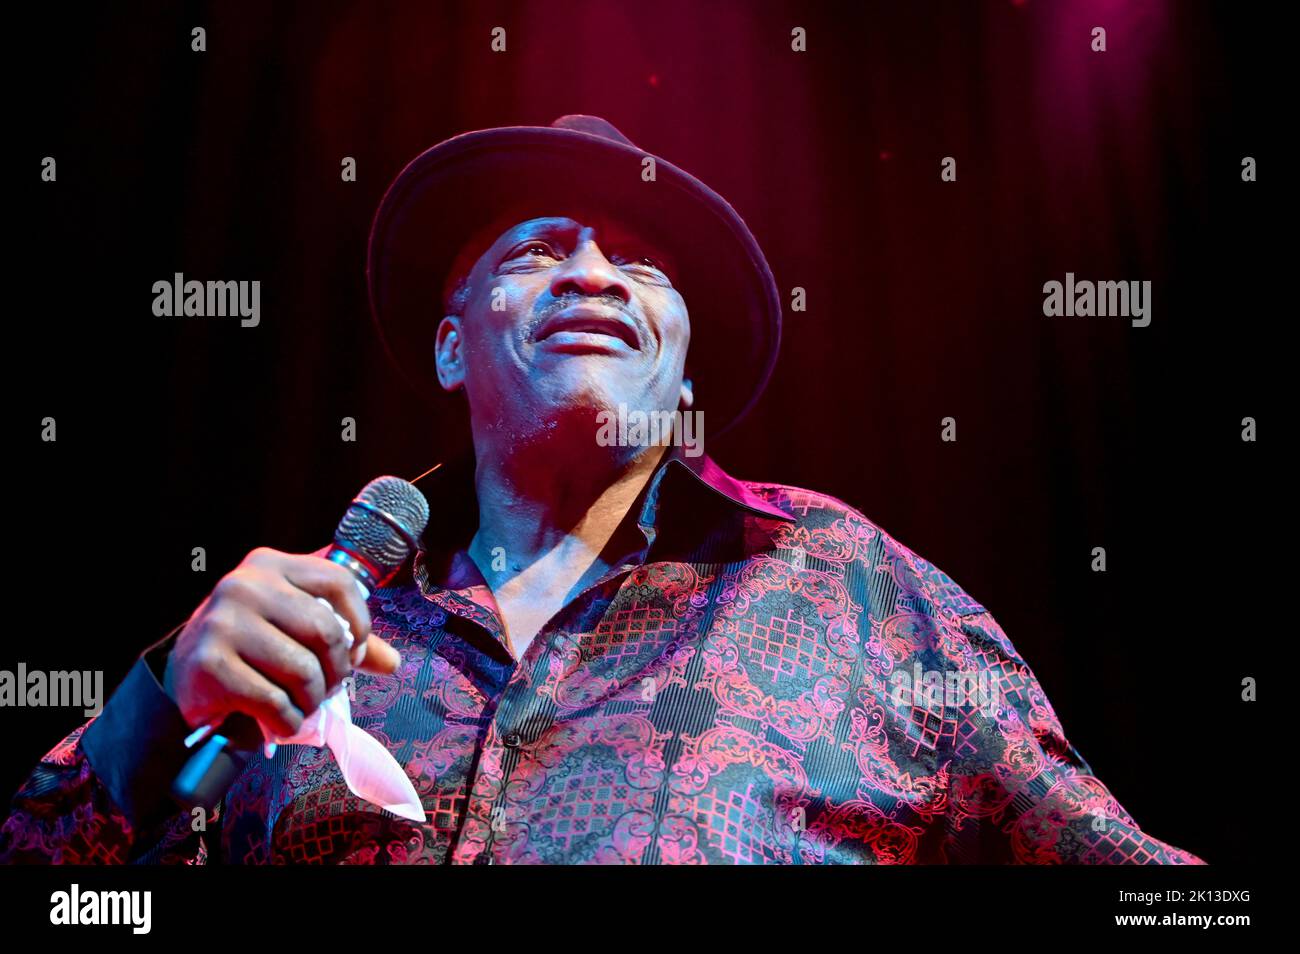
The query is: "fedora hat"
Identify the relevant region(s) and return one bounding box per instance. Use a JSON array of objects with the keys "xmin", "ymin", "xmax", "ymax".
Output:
[{"xmin": 366, "ymin": 114, "xmax": 781, "ymax": 439}]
